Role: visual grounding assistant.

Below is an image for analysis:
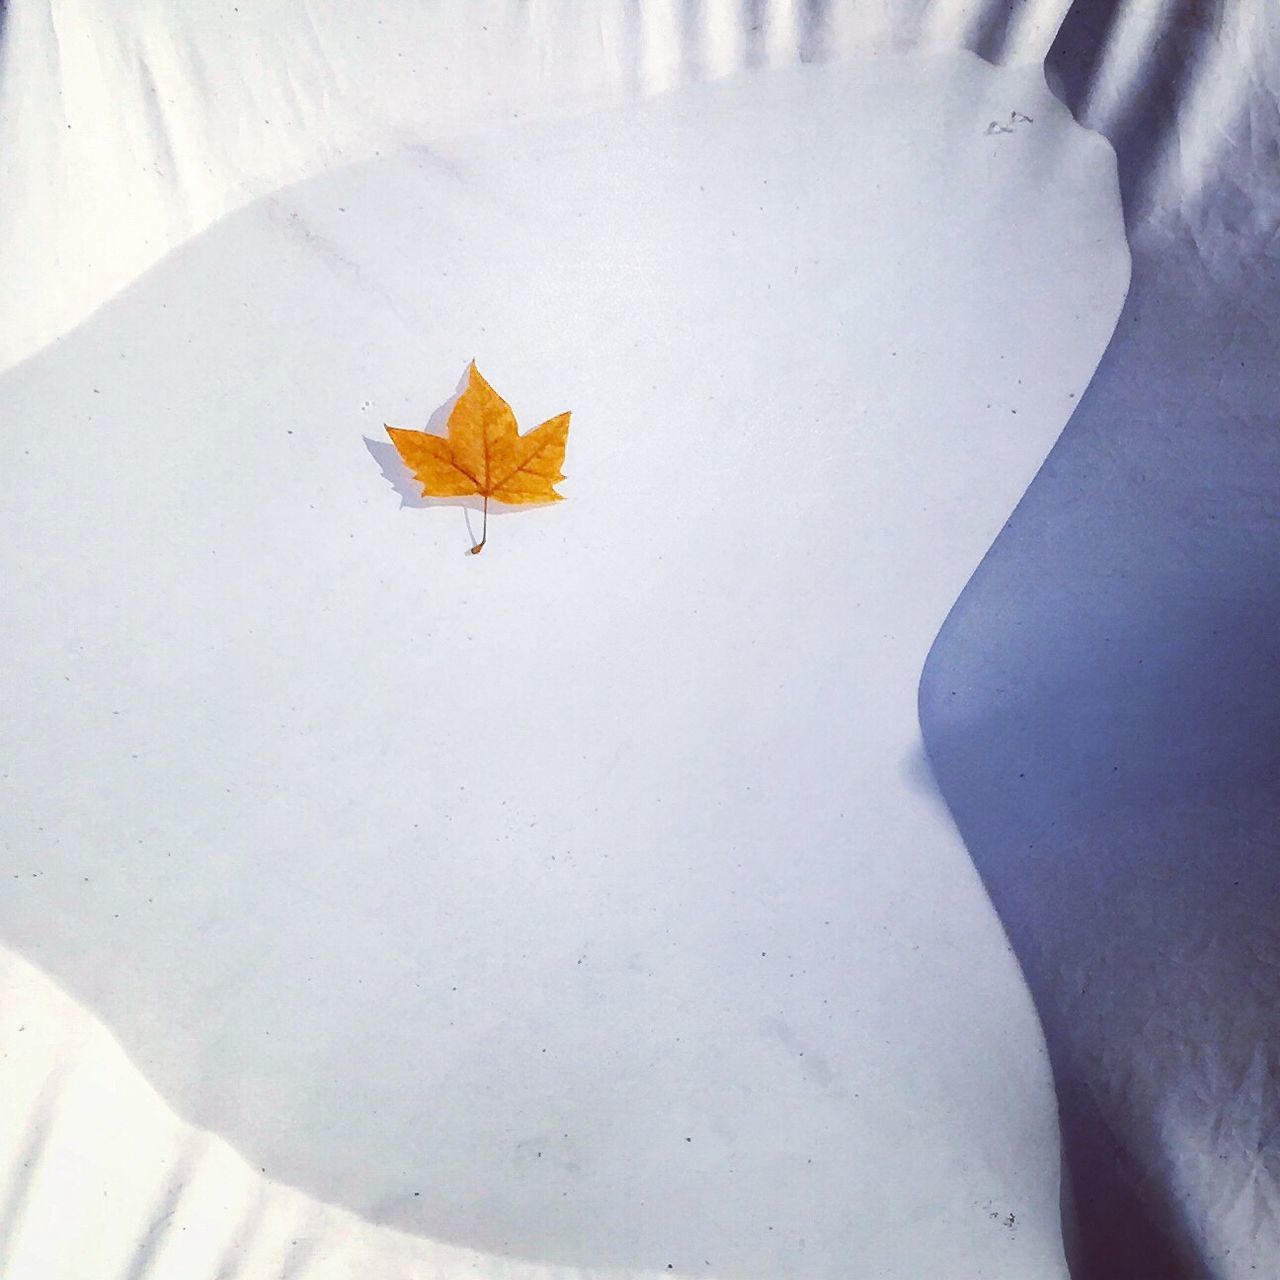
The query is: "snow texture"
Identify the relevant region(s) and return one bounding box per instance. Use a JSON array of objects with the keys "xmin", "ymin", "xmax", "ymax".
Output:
[{"xmin": 2, "ymin": 2, "xmax": 1277, "ymax": 1279}]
